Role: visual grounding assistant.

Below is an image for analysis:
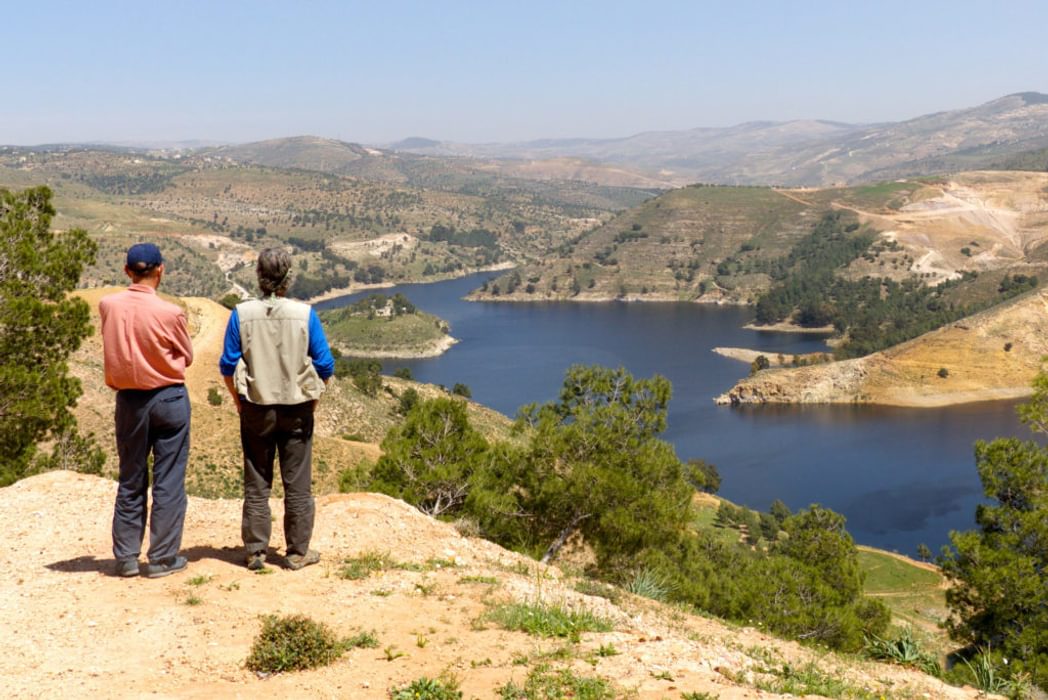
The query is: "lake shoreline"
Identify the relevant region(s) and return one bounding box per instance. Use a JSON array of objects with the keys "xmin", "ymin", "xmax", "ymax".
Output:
[
  {"xmin": 333, "ymin": 334, "xmax": 459, "ymax": 359},
  {"xmin": 306, "ymin": 262, "xmax": 516, "ymax": 305}
]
